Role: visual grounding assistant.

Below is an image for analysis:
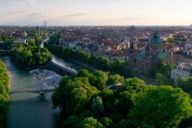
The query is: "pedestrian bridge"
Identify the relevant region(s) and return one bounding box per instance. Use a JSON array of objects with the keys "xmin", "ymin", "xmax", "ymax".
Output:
[{"xmin": 9, "ymin": 88, "xmax": 55, "ymax": 94}]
